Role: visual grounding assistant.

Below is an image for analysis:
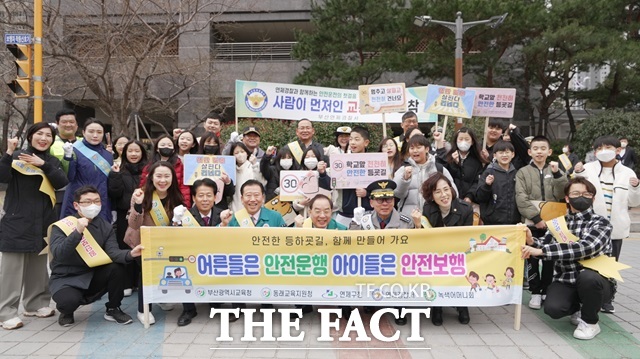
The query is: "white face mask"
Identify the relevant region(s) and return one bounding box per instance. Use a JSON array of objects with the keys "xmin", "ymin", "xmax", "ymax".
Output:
[
  {"xmin": 562, "ymin": 147, "xmax": 569, "ymax": 154},
  {"xmin": 457, "ymin": 141, "xmax": 471, "ymax": 152},
  {"xmin": 305, "ymin": 158, "xmax": 318, "ymax": 169},
  {"xmin": 235, "ymin": 152, "xmax": 247, "ymax": 165},
  {"xmin": 280, "ymin": 159, "xmax": 293, "ymax": 170},
  {"xmin": 621, "ymin": 142, "xmax": 628, "ymax": 148},
  {"xmin": 80, "ymin": 204, "xmax": 101, "ymax": 219},
  {"xmin": 596, "ymin": 149, "xmax": 616, "ymax": 163}
]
